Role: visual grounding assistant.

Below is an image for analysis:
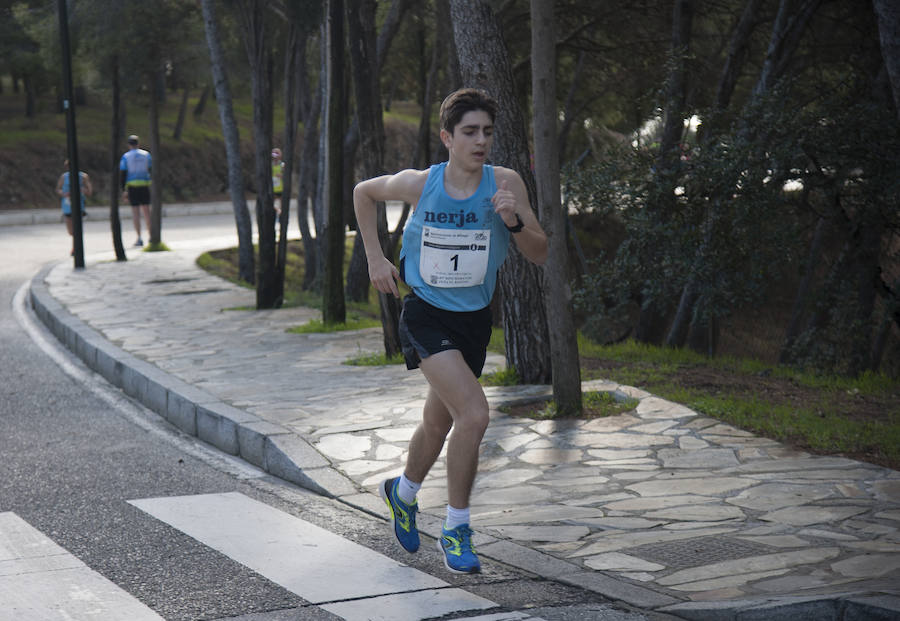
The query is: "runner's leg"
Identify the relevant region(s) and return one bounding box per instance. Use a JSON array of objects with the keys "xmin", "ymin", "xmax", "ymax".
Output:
[
  {"xmin": 418, "ymin": 349, "xmax": 489, "ymax": 509},
  {"xmin": 140, "ymin": 204, "xmax": 151, "ymax": 236},
  {"xmin": 131, "ymin": 205, "xmax": 142, "ymax": 239},
  {"xmin": 404, "ymin": 387, "xmax": 453, "ymax": 484}
]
